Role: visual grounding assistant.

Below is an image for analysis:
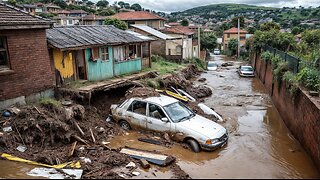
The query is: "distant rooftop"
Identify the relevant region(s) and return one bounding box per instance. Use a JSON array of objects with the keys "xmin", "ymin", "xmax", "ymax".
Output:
[
  {"xmin": 111, "ymin": 11, "xmax": 166, "ymax": 21},
  {"xmin": 130, "ymin": 24, "xmax": 175, "ymax": 40},
  {"xmin": 224, "ymin": 27, "xmax": 248, "ymax": 34},
  {"xmin": 0, "ymin": 2, "xmax": 53, "ymax": 29}
]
